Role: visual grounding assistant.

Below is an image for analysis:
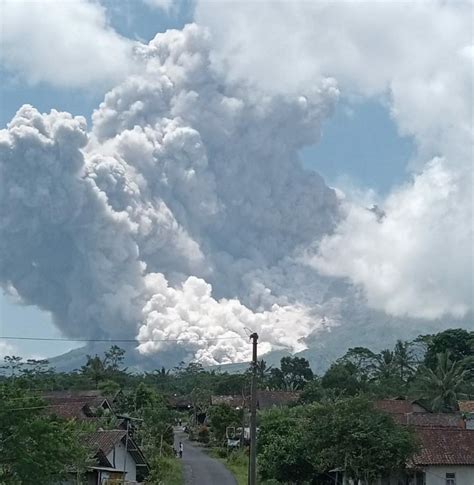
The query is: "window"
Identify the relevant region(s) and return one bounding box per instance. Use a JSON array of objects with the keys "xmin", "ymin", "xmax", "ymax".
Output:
[
  {"xmin": 446, "ymin": 472, "xmax": 456, "ymax": 485},
  {"xmin": 415, "ymin": 471, "xmax": 426, "ymax": 485}
]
